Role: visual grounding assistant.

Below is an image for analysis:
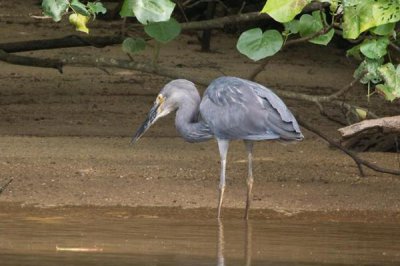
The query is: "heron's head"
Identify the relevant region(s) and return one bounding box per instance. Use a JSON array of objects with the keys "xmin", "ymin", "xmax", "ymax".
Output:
[{"xmin": 131, "ymin": 80, "xmax": 197, "ymax": 144}]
